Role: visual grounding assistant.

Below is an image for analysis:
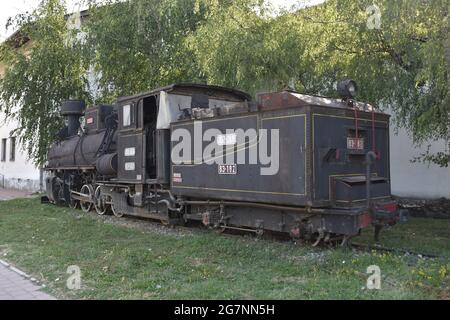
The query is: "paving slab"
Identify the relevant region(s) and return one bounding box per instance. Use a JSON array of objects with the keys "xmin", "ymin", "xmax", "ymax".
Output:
[
  {"xmin": 0, "ymin": 188, "xmax": 53, "ymax": 299},
  {"xmin": 0, "ymin": 263, "xmax": 55, "ymax": 300},
  {"xmin": 0, "ymin": 187, "xmax": 33, "ymax": 201}
]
